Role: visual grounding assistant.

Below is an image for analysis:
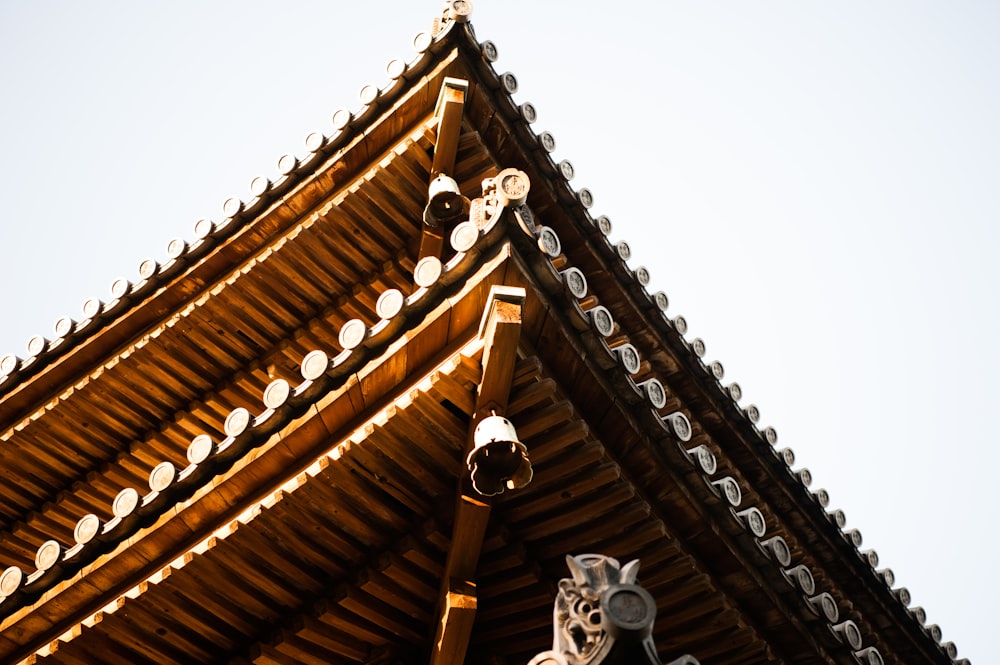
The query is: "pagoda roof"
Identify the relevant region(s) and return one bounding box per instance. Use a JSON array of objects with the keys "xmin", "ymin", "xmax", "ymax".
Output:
[{"xmin": 0, "ymin": 6, "xmax": 967, "ymax": 665}]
